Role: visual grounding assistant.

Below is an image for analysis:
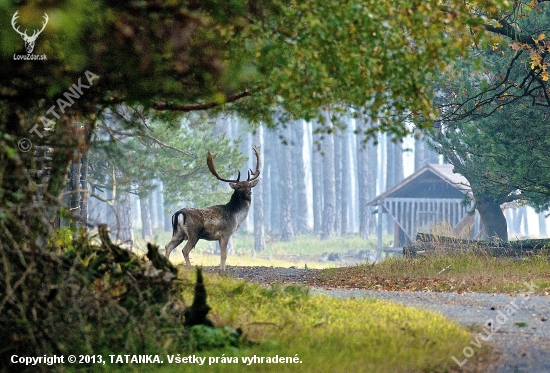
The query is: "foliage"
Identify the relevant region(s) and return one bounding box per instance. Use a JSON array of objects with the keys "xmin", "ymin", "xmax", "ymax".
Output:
[
  {"xmin": 431, "ymin": 102, "xmax": 550, "ymax": 211},
  {"xmin": 89, "ymin": 109, "xmax": 246, "ymax": 207},
  {"xmin": 436, "ymin": 0, "xmax": 550, "ymax": 122},
  {"xmin": 0, "ymin": 226, "xmax": 185, "ymax": 373},
  {"xmin": 0, "ymin": 0, "xmax": 515, "ymax": 135},
  {"xmin": 188, "ymin": 325, "xmax": 243, "ymax": 351},
  {"xmin": 426, "ymin": 1, "xmax": 550, "ymax": 240}
]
